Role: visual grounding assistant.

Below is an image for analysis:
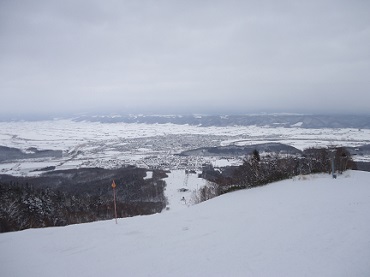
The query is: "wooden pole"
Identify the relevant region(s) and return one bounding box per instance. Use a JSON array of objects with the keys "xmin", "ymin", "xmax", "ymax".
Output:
[{"xmin": 112, "ymin": 180, "xmax": 118, "ymax": 224}]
